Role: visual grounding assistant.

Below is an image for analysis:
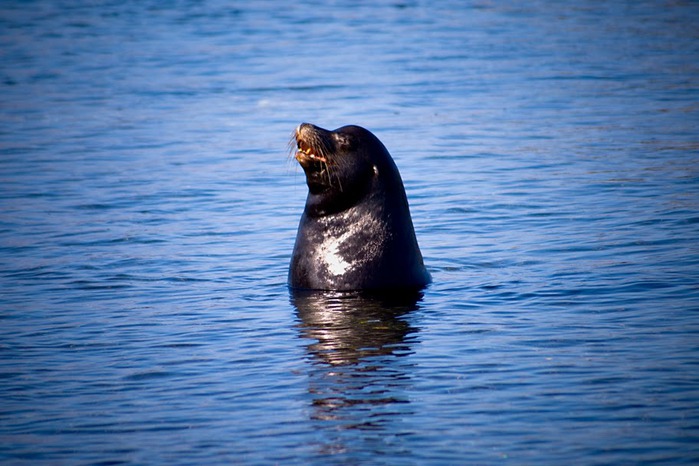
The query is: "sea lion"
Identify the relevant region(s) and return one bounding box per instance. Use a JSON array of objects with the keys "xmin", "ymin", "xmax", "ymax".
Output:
[{"xmin": 288, "ymin": 123, "xmax": 430, "ymax": 291}]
